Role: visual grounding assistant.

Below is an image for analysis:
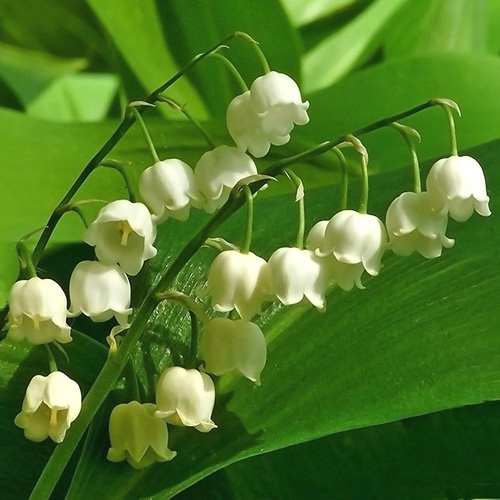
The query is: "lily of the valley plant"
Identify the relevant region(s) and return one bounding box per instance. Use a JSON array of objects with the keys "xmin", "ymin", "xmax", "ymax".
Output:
[{"xmin": 0, "ymin": 33, "xmax": 491, "ymax": 499}]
